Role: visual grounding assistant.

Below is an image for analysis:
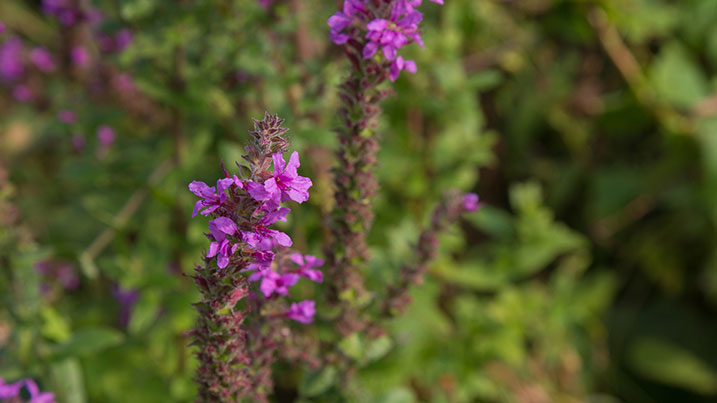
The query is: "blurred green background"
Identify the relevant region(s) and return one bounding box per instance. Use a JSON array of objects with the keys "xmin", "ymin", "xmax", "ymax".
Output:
[{"xmin": 1, "ymin": 0, "xmax": 716, "ymax": 402}]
